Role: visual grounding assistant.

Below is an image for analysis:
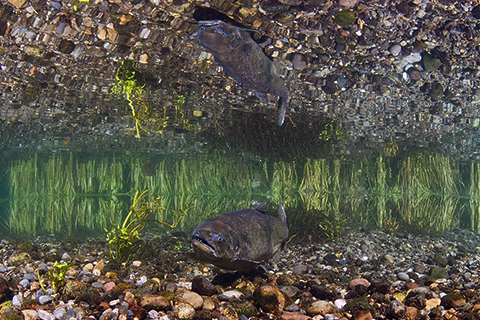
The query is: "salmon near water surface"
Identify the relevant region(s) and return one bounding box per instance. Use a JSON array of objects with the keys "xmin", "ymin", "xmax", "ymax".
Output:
[
  {"xmin": 192, "ymin": 203, "xmax": 288, "ymax": 272},
  {"xmin": 198, "ymin": 20, "xmax": 289, "ymax": 126}
]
